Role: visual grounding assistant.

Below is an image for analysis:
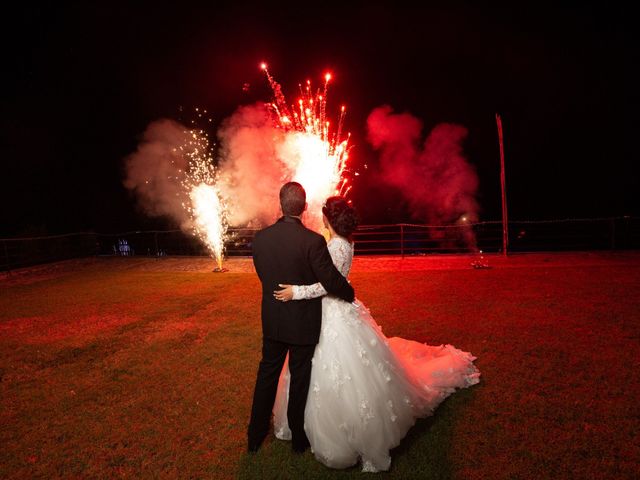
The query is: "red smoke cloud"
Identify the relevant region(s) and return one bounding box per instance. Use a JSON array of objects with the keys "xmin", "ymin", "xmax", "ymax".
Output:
[{"xmin": 367, "ymin": 105, "xmax": 479, "ymax": 248}]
